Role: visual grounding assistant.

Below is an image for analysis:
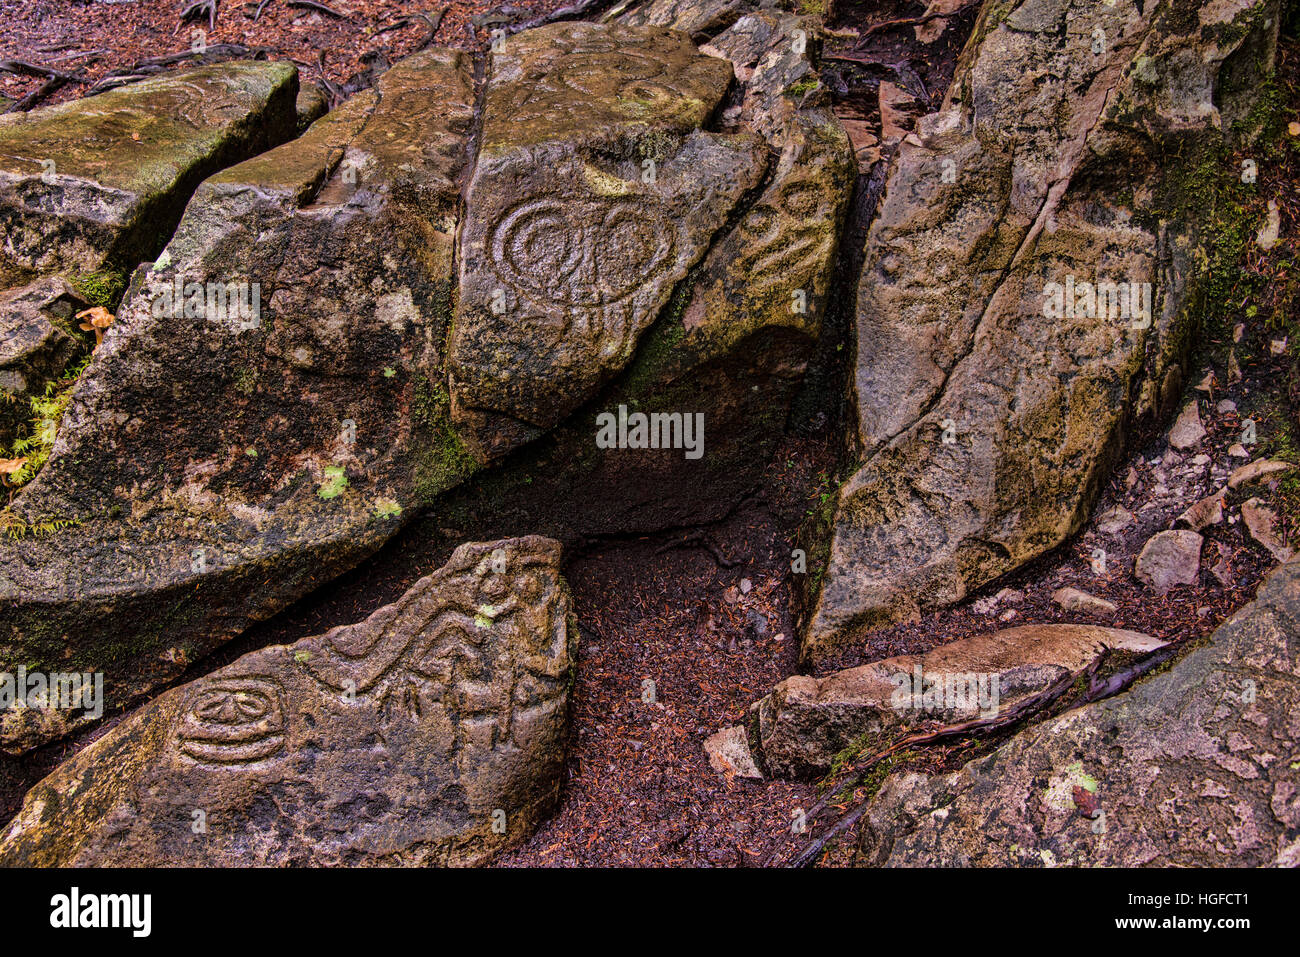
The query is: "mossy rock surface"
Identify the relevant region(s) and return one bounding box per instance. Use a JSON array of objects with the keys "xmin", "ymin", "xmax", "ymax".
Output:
[
  {"xmin": 804, "ymin": 0, "xmax": 1284, "ymax": 664},
  {"xmin": 0, "ymin": 538, "xmax": 576, "ymax": 867},
  {"xmin": 0, "ymin": 62, "xmax": 299, "ymax": 287},
  {"xmin": 0, "ymin": 50, "xmax": 477, "ymax": 752}
]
